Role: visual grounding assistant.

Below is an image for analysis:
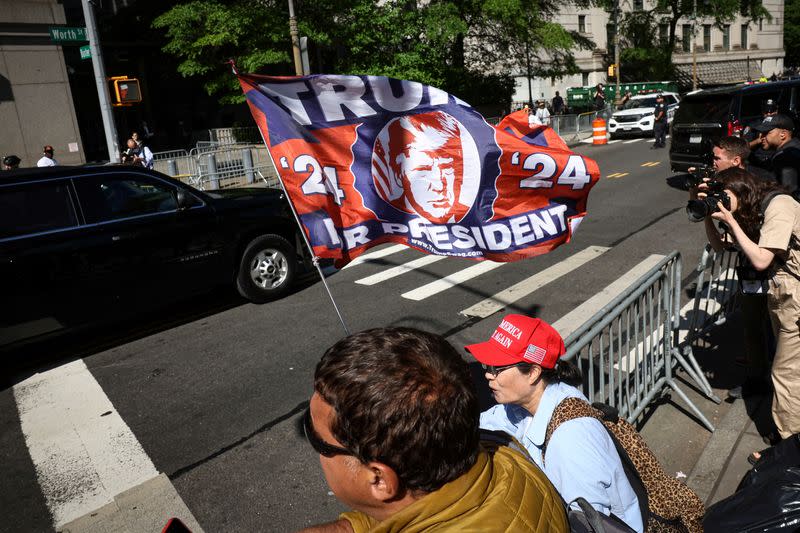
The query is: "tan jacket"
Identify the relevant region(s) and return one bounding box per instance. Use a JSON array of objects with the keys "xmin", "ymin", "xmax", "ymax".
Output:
[{"xmin": 340, "ymin": 446, "xmax": 568, "ymax": 532}]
